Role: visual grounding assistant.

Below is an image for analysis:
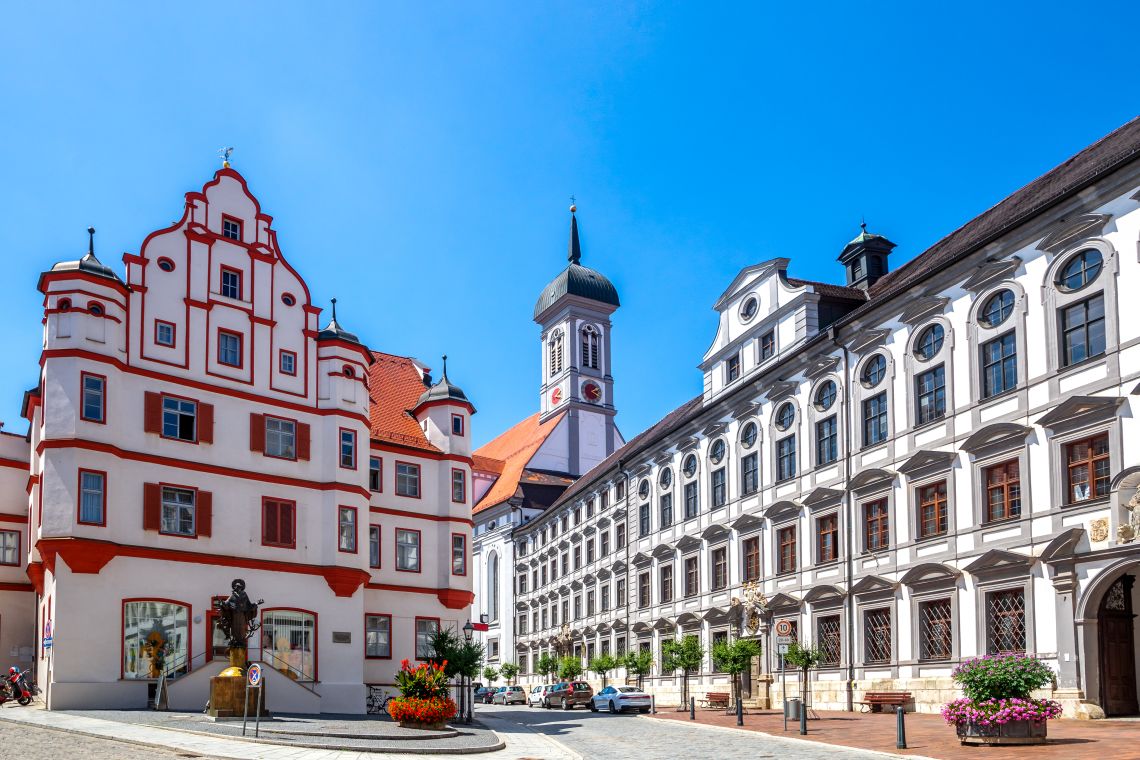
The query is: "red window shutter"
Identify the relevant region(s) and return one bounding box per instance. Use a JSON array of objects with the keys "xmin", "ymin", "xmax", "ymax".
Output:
[
  {"xmin": 249, "ymin": 413, "xmax": 265, "ymax": 453},
  {"xmin": 199, "ymin": 403, "xmax": 214, "ymax": 444},
  {"xmin": 297, "ymin": 423, "xmax": 311, "ymax": 461},
  {"xmin": 281, "ymin": 503, "xmax": 294, "ymax": 546},
  {"xmin": 144, "ymin": 392, "xmax": 163, "ymax": 434},
  {"xmin": 143, "ymin": 483, "xmax": 161, "ymax": 531},
  {"xmin": 197, "ymin": 491, "xmax": 212, "ymax": 537},
  {"xmin": 263, "ymin": 501, "xmax": 278, "ymax": 544}
]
